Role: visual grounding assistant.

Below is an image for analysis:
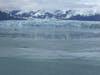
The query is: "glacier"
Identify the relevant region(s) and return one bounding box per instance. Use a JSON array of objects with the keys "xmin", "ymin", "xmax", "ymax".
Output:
[{"xmin": 0, "ymin": 20, "xmax": 100, "ymax": 39}]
